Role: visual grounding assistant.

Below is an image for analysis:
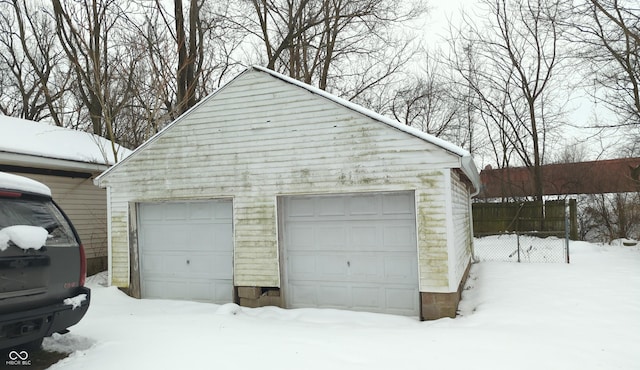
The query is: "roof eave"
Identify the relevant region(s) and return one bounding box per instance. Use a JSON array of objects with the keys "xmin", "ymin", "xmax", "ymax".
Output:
[{"xmin": 1, "ymin": 151, "xmax": 110, "ymax": 175}]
